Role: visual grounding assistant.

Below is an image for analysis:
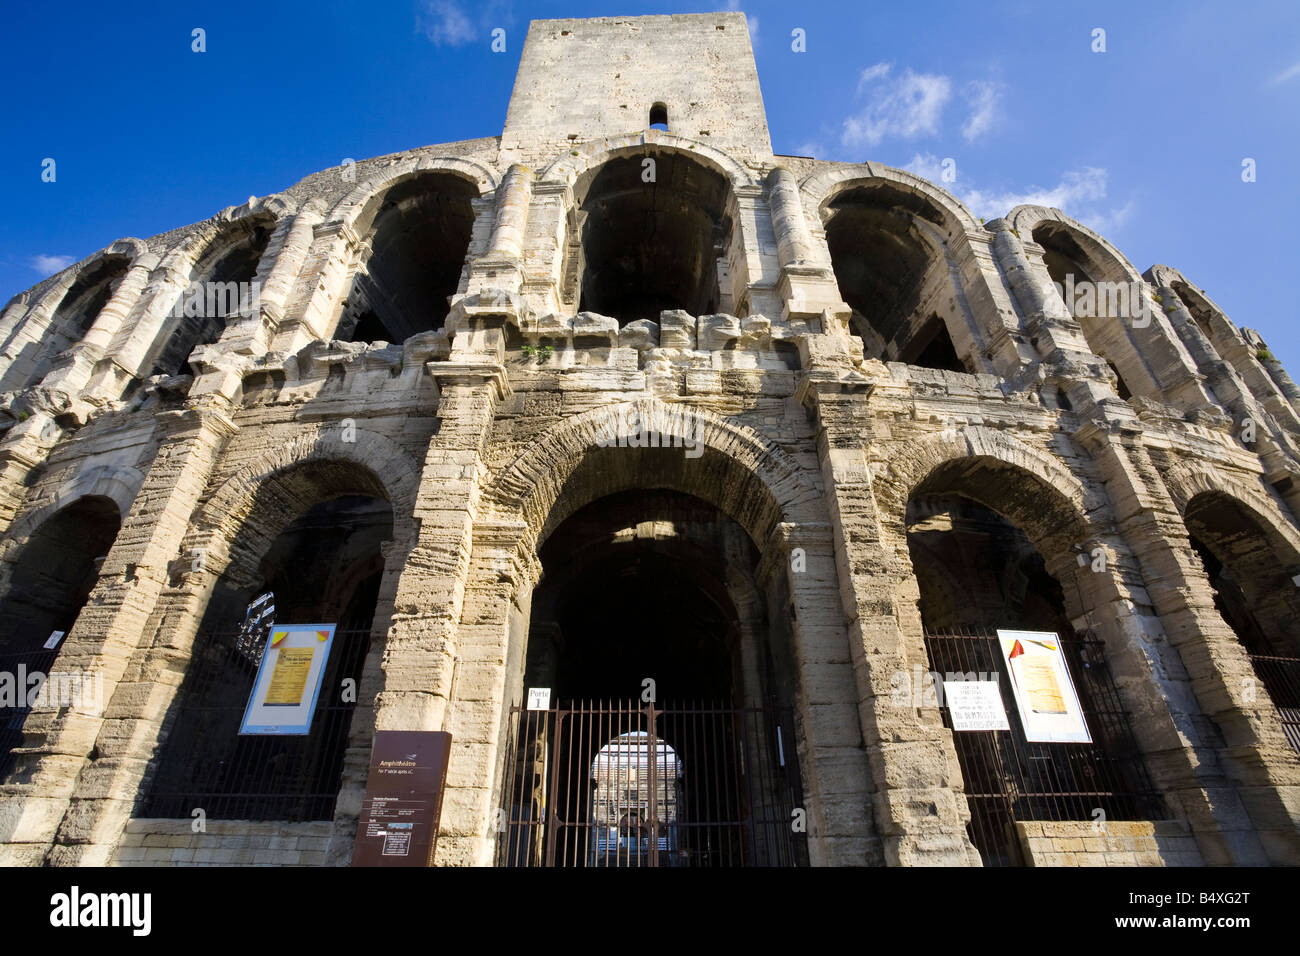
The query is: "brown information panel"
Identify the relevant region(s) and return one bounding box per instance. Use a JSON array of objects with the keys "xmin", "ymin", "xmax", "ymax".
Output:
[{"xmin": 352, "ymin": 730, "xmax": 452, "ymax": 867}]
